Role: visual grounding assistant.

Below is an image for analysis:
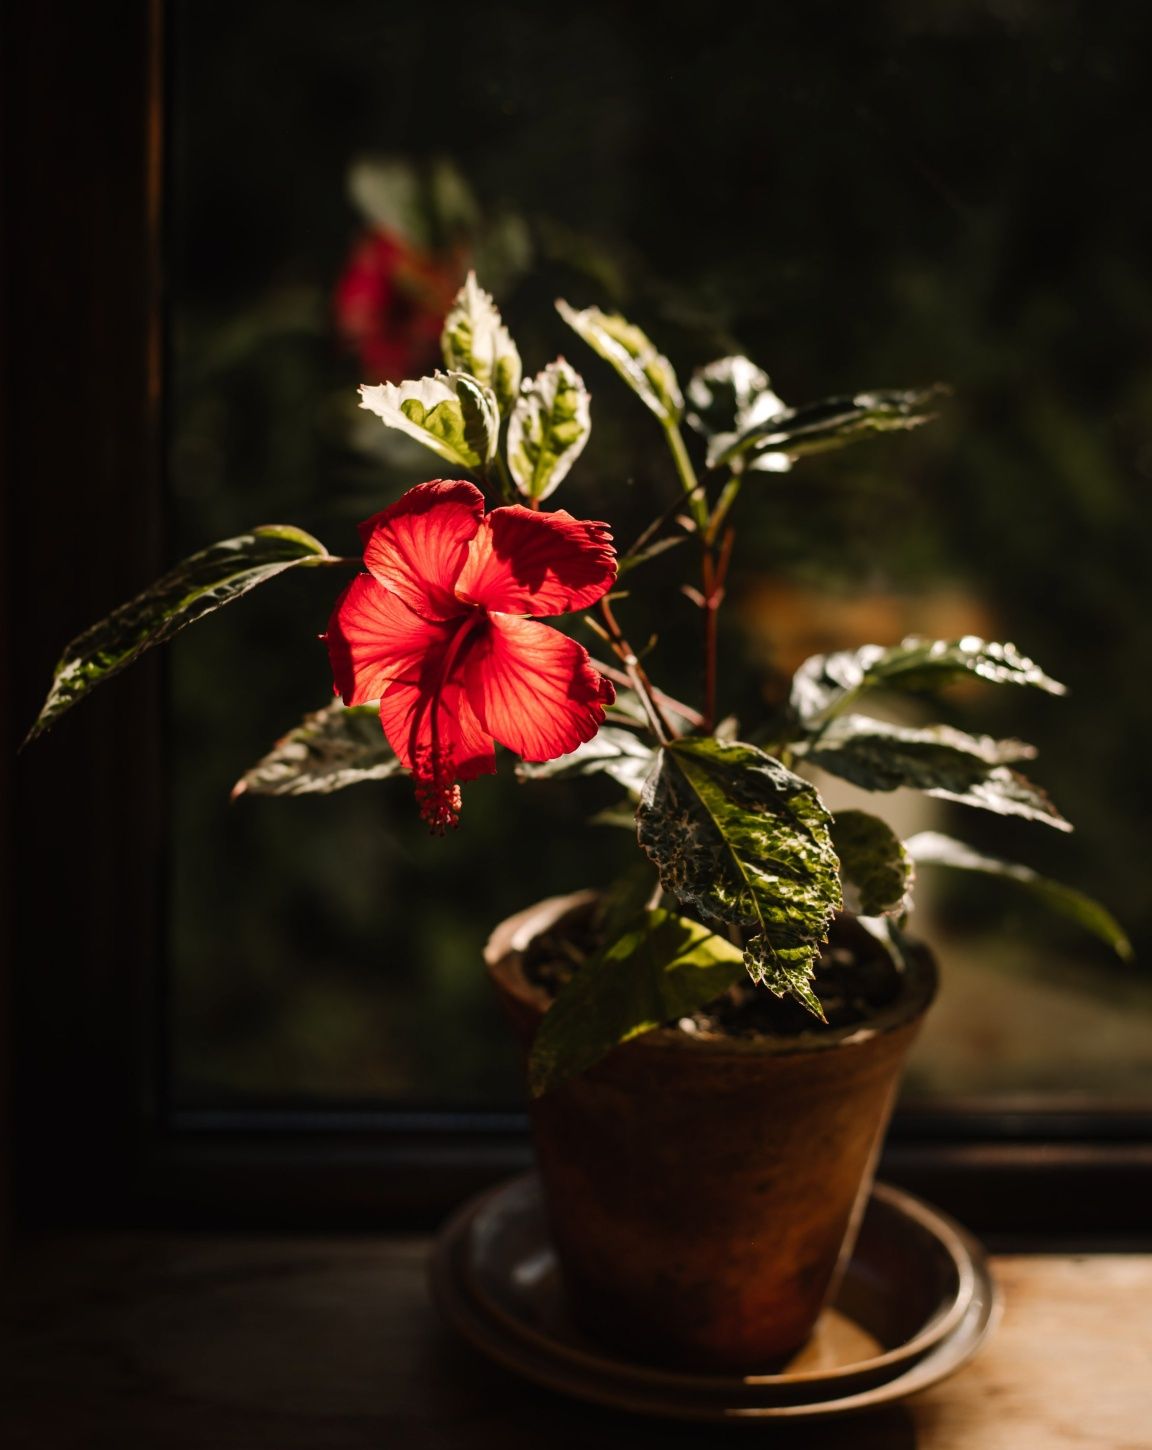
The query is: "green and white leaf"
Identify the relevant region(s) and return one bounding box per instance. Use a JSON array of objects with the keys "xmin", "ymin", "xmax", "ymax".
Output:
[
  {"xmin": 804, "ymin": 715, "xmax": 1068, "ymax": 830},
  {"xmin": 830, "ymin": 809, "xmax": 913, "ymax": 917},
  {"xmin": 637, "ymin": 737, "xmax": 841, "ymax": 1012},
  {"xmin": 791, "ymin": 635, "xmax": 1066, "ymax": 729},
  {"xmin": 26, "ymin": 525, "xmax": 331, "ymax": 744},
  {"xmin": 712, "ymin": 384, "xmax": 943, "ymax": 472},
  {"xmin": 358, "ymin": 371, "xmax": 499, "ymax": 471},
  {"xmin": 528, "ymin": 909, "xmax": 744, "ymax": 1096},
  {"xmin": 516, "ymin": 726, "xmax": 656, "ymax": 797},
  {"xmin": 440, "ymin": 272, "xmax": 522, "ymax": 416},
  {"xmin": 616, "ymin": 532, "xmax": 688, "ymax": 576},
  {"xmin": 556, "ymin": 299, "xmax": 683, "ymax": 423},
  {"xmin": 233, "ymin": 701, "xmax": 403, "ymax": 798},
  {"xmin": 507, "ymin": 359, "xmax": 591, "ymax": 501},
  {"xmin": 686, "ymin": 356, "xmax": 790, "ymax": 474},
  {"xmin": 906, "ymin": 832, "xmax": 1133, "ymax": 961}
]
